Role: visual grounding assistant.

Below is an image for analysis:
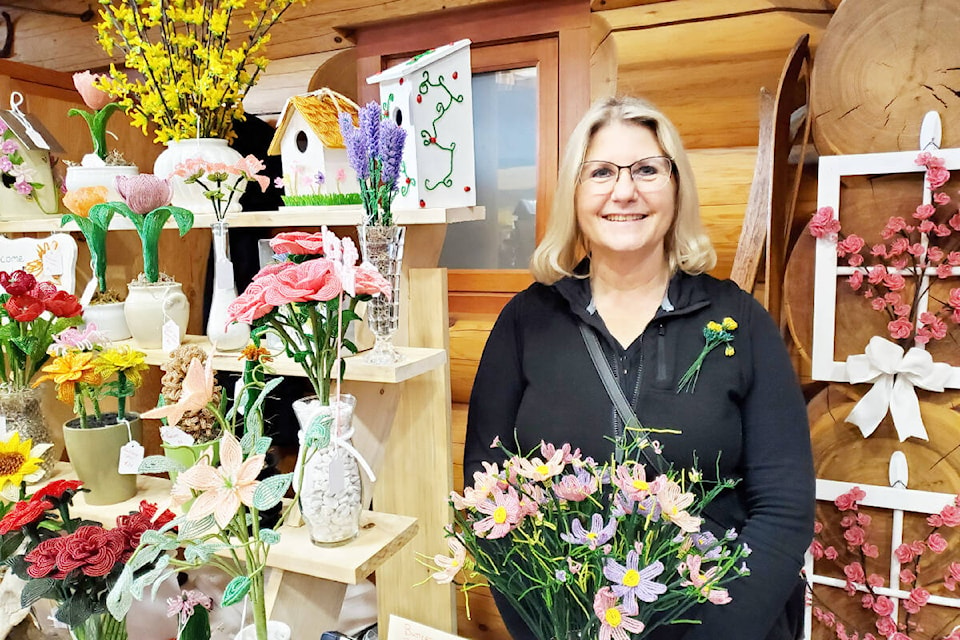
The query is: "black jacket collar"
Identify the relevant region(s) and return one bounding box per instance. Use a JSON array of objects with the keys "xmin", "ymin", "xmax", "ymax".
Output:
[{"xmin": 551, "ymin": 258, "xmax": 712, "ymax": 326}]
